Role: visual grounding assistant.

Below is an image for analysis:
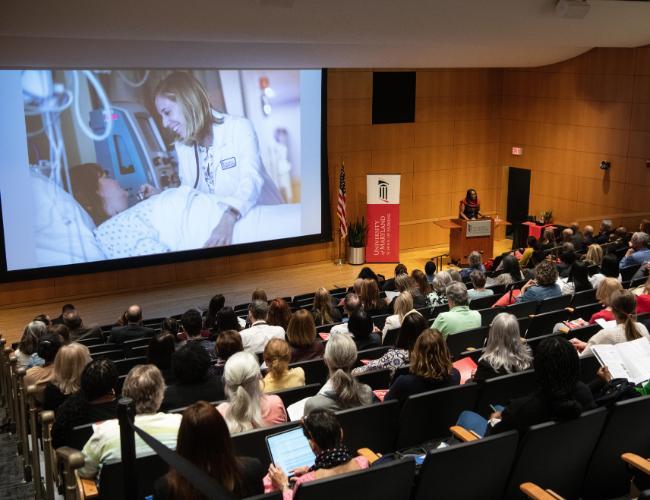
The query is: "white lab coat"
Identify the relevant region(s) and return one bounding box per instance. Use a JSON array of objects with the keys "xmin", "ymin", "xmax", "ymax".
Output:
[{"xmin": 174, "ymin": 111, "xmax": 282, "ymax": 217}]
